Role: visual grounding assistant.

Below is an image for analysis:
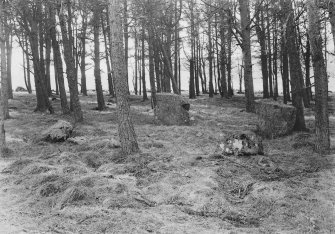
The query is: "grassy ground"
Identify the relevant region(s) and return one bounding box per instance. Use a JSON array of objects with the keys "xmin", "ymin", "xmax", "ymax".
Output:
[{"xmin": 0, "ymin": 92, "xmax": 334, "ymax": 234}]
